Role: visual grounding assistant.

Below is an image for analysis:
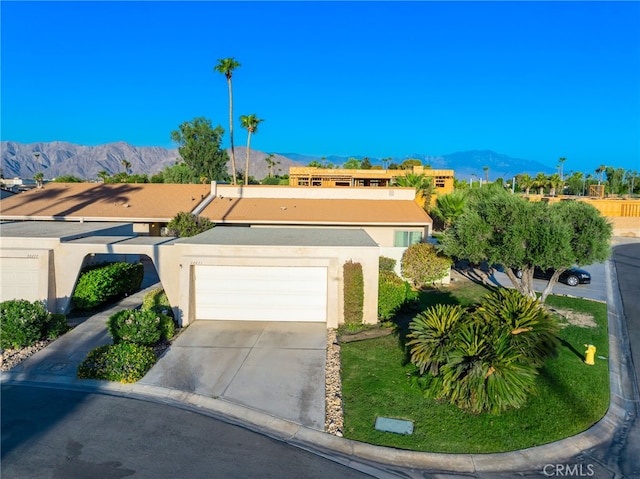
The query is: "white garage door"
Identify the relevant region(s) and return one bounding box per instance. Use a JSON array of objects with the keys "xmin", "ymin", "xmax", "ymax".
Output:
[
  {"xmin": 195, "ymin": 265, "xmax": 327, "ymax": 322},
  {"xmin": 0, "ymin": 257, "xmax": 41, "ymax": 302}
]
